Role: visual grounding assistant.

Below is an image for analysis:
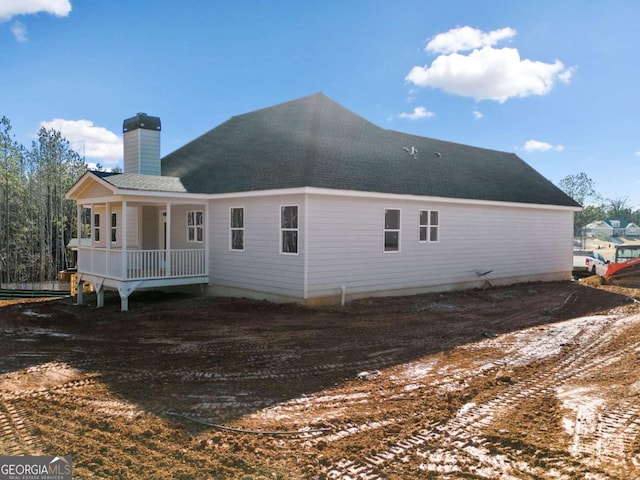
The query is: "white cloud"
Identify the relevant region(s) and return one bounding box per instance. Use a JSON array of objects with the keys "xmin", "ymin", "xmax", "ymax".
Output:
[
  {"xmin": 0, "ymin": 0, "xmax": 71, "ymax": 22},
  {"xmin": 635, "ymin": 151, "xmax": 640, "ymax": 156},
  {"xmin": 427, "ymin": 26, "xmax": 516, "ymax": 54},
  {"xmin": 397, "ymin": 106, "xmax": 435, "ymax": 120},
  {"xmin": 473, "ymin": 110, "xmax": 483, "ymax": 119},
  {"xmin": 558, "ymin": 67, "xmax": 575, "ymax": 84},
  {"xmin": 40, "ymin": 119, "xmax": 122, "ymax": 167},
  {"xmin": 523, "ymin": 140, "xmax": 564, "ymax": 152},
  {"xmin": 407, "ymin": 26, "xmax": 573, "ymax": 103},
  {"xmin": 10, "ymin": 20, "xmax": 26, "ymax": 42}
]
